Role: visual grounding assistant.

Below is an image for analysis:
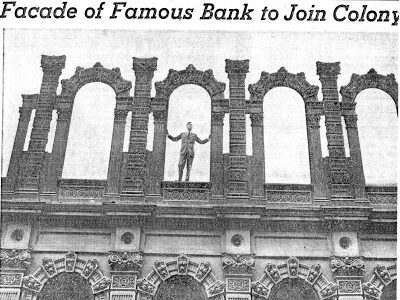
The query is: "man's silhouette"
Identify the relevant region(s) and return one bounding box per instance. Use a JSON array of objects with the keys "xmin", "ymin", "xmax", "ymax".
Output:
[{"xmin": 166, "ymin": 122, "xmax": 211, "ymax": 181}]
